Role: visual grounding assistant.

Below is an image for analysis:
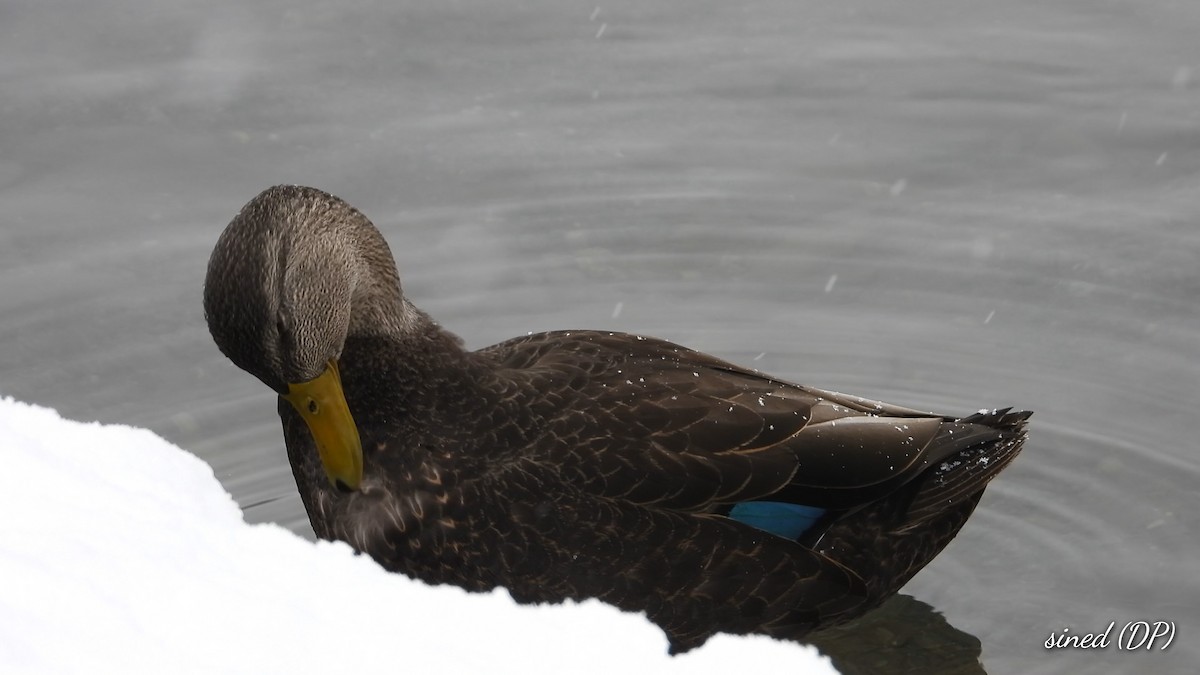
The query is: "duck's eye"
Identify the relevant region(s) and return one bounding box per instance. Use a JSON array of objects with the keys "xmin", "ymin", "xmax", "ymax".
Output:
[{"xmin": 307, "ymin": 399, "xmax": 319, "ymax": 414}]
